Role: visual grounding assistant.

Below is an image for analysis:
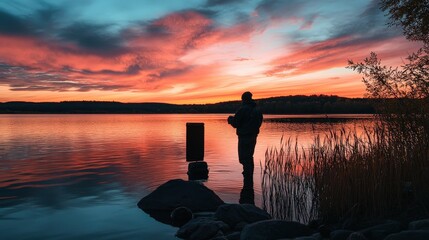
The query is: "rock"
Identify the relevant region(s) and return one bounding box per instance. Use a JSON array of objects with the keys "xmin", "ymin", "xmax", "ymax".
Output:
[
  {"xmin": 193, "ymin": 212, "xmax": 216, "ymax": 218},
  {"xmin": 346, "ymin": 232, "xmax": 367, "ymax": 240},
  {"xmin": 341, "ymin": 218, "xmax": 395, "ymax": 231},
  {"xmin": 330, "ymin": 230, "xmax": 353, "ymax": 240},
  {"xmin": 138, "ymin": 179, "xmax": 224, "ymax": 212},
  {"xmin": 176, "ymin": 217, "xmax": 230, "ymax": 240},
  {"xmin": 307, "ymin": 219, "xmax": 323, "ymax": 230},
  {"xmin": 294, "ymin": 237, "xmax": 318, "ymax": 240},
  {"xmin": 240, "ymin": 220, "xmax": 315, "ymax": 240},
  {"xmin": 211, "ymin": 235, "xmax": 228, "ymax": 240},
  {"xmin": 384, "ymin": 230, "xmax": 429, "ymax": 240},
  {"xmin": 311, "ymin": 233, "xmax": 323, "ymax": 240},
  {"xmin": 214, "ymin": 204, "xmax": 271, "ymax": 228},
  {"xmin": 359, "ymin": 221, "xmax": 402, "ymax": 240},
  {"xmin": 409, "ymin": 219, "xmax": 429, "ymax": 230},
  {"xmin": 234, "ymin": 221, "xmax": 248, "ymax": 231},
  {"xmin": 317, "ymin": 224, "xmax": 331, "ymax": 238},
  {"xmin": 188, "ymin": 161, "xmax": 209, "ymax": 180},
  {"xmin": 226, "ymin": 232, "xmax": 241, "ymax": 240},
  {"xmin": 141, "ymin": 210, "xmax": 172, "ymax": 226},
  {"xmin": 171, "ymin": 206, "xmax": 193, "ymax": 227}
]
